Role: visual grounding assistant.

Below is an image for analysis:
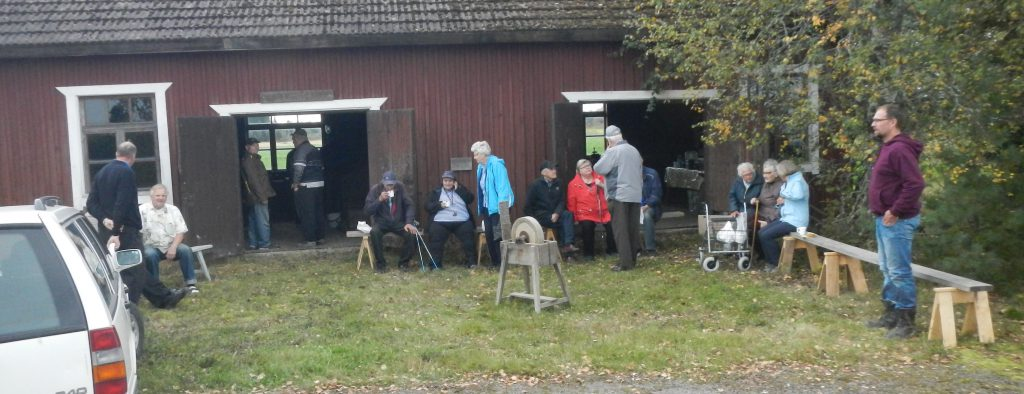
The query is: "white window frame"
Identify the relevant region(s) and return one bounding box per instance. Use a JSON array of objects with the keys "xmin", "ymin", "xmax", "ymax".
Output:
[
  {"xmin": 209, "ymin": 97, "xmax": 388, "ymax": 116},
  {"xmin": 57, "ymin": 83, "xmax": 173, "ymax": 209}
]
